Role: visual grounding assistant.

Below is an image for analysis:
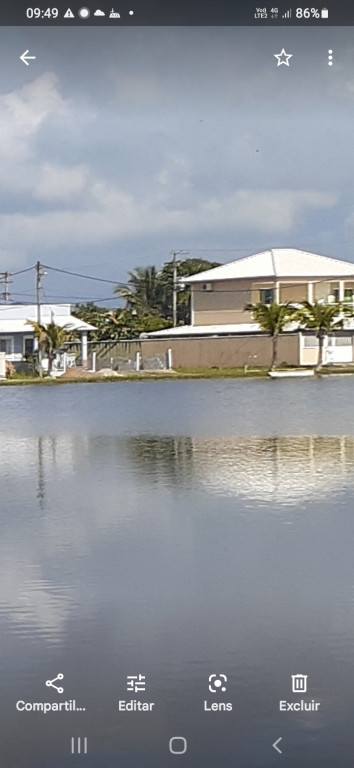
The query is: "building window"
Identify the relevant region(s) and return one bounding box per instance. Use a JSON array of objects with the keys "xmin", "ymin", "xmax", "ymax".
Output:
[
  {"xmin": 333, "ymin": 336, "xmax": 352, "ymax": 346},
  {"xmin": 332, "ymin": 289, "xmax": 353, "ymax": 303},
  {"xmin": 260, "ymin": 289, "xmax": 274, "ymax": 305},
  {"xmin": 303, "ymin": 336, "xmax": 318, "ymax": 348},
  {"xmin": 0, "ymin": 337, "xmax": 14, "ymax": 355},
  {"xmin": 23, "ymin": 336, "xmax": 34, "ymax": 356}
]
